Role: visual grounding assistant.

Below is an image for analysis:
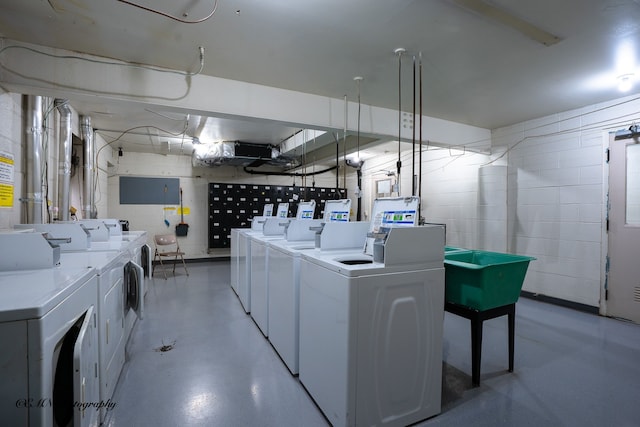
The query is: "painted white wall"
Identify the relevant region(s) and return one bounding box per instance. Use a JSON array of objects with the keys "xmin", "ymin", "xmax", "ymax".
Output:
[
  {"xmin": 106, "ymin": 150, "xmax": 351, "ymax": 259},
  {"xmin": 360, "ymin": 145, "xmax": 494, "ymax": 250},
  {"xmin": 0, "ymin": 39, "xmax": 490, "ymax": 150},
  {"xmin": 358, "ymin": 93, "xmax": 640, "ymax": 309},
  {"xmin": 496, "ymin": 94, "xmax": 640, "ymax": 307}
]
